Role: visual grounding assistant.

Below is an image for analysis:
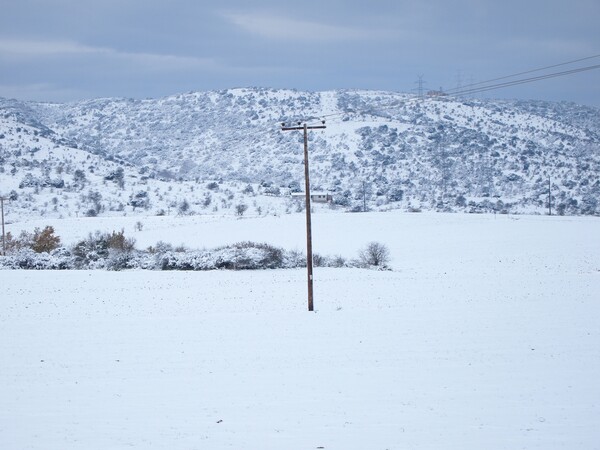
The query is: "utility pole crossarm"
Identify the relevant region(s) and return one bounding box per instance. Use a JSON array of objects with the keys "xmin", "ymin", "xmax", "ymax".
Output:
[{"xmin": 281, "ymin": 125, "xmax": 326, "ymax": 131}]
